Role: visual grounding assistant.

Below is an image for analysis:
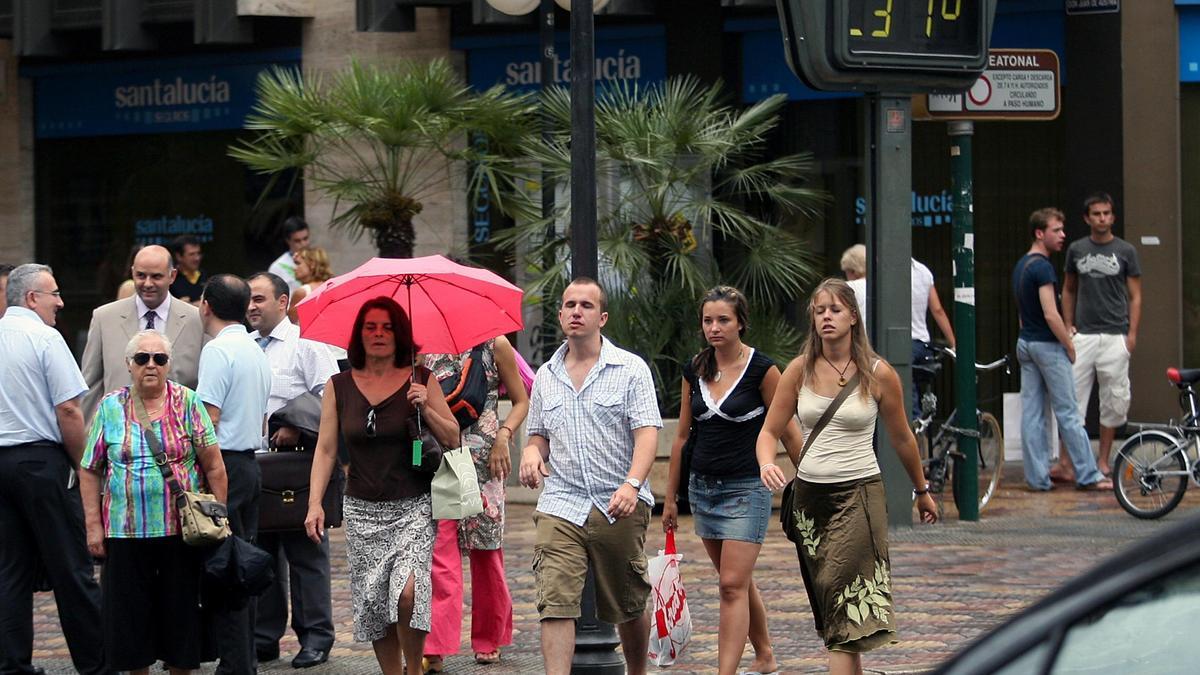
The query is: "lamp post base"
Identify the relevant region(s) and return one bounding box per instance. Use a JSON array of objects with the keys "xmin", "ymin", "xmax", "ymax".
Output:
[{"xmin": 571, "ymin": 565, "xmax": 624, "ymax": 674}]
